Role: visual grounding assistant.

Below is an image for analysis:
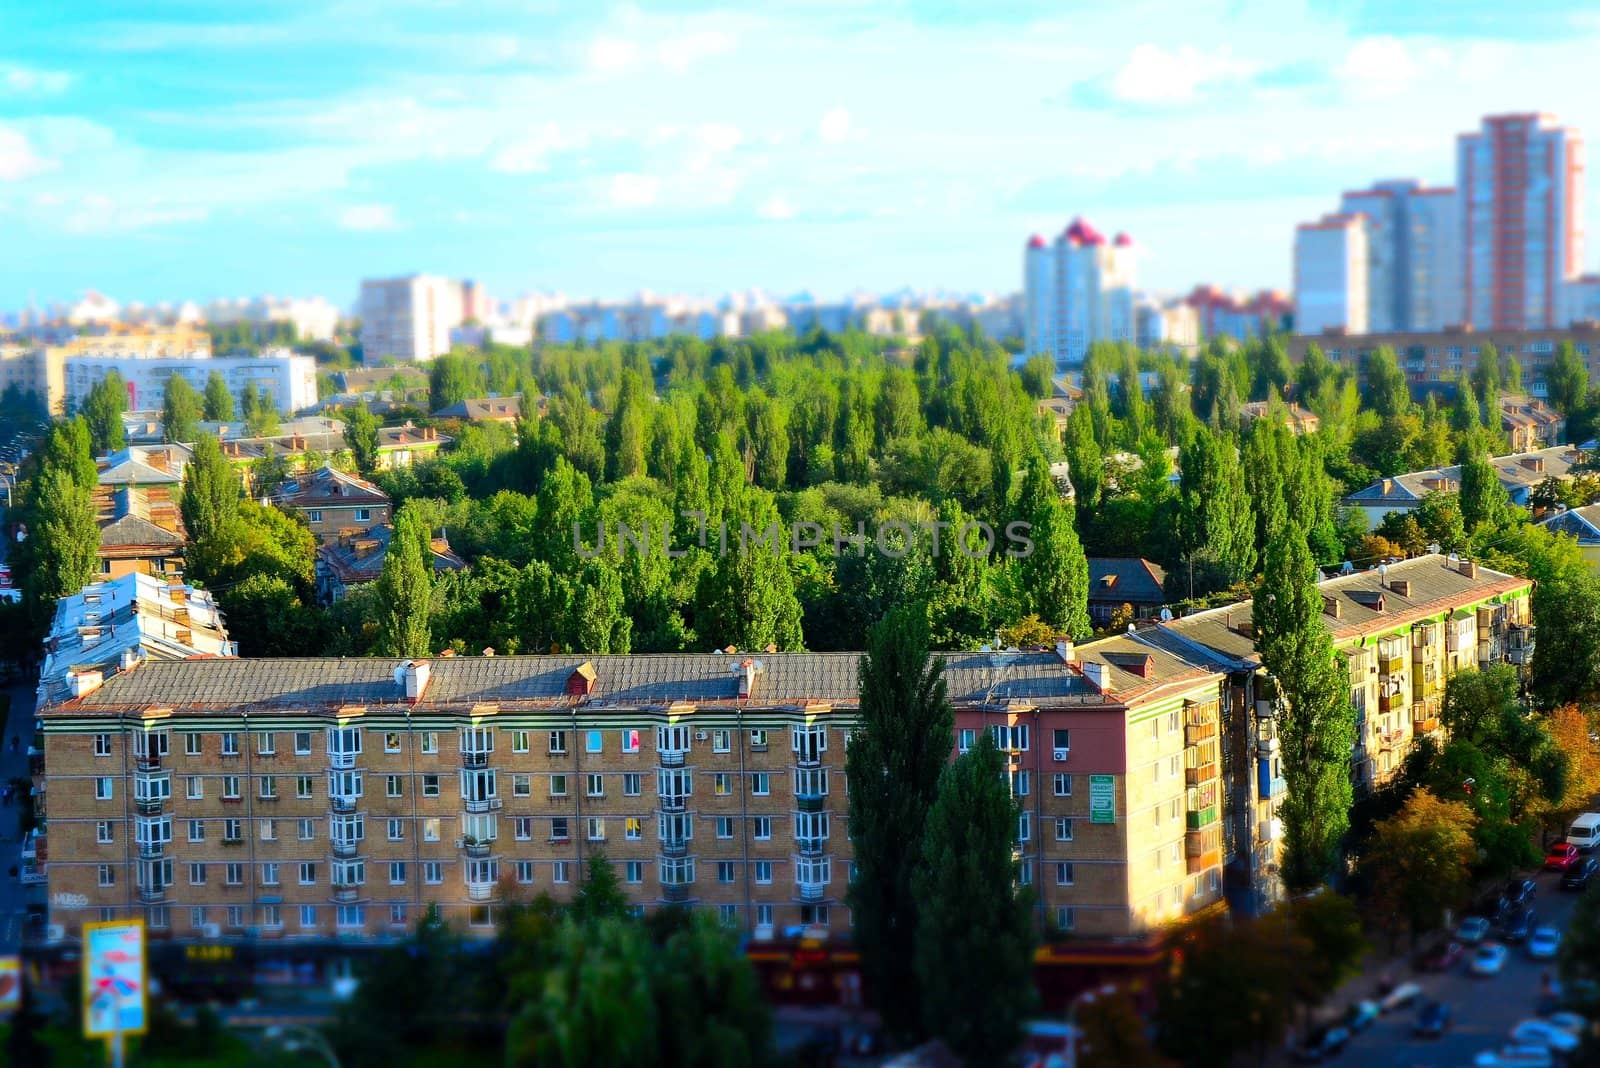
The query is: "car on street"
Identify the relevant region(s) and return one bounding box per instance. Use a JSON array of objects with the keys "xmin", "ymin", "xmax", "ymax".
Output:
[
  {"xmin": 1474, "ymin": 1046, "xmax": 1554, "ymax": 1067},
  {"xmin": 1509, "ymin": 1019, "xmax": 1581, "ymax": 1055},
  {"xmin": 1292, "ymin": 1024, "xmax": 1350, "ymax": 1063},
  {"xmin": 1414, "ymin": 1000, "xmax": 1453, "ymax": 1038},
  {"xmin": 1544, "ymin": 842, "xmax": 1580, "ymax": 871},
  {"xmin": 1505, "ymin": 877, "xmax": 1538, "ymax": 907},
  {"xmin": 1379, "ymin": 981, "xmax": 1423, "ymax": 1013},
  {"xmin": 1458, "ymin": 916, "xmax": 1493, "ymax": 944},
  {"xmin": 1545, "ymin": 1011, "xmax": 1587, "ymax": 1037},
  {"xmin": 1562, "ymin": 857, "xmax": 1600, "ymax": 890},
  {"xmin": 1344, "ymin": 1000, "xmax": 1379, "ymax": 1033},
  {"xmin": 1501, "ymin": 907, "xmax": 1537, "ymax": 944},
  {"xmin": 1472, "ymin": 942, "xmax": 1510, "ymax": 976},
  {"xmin": 1527, "ymin": 926, "xmax": 1562, "ymax": 959},
  {"xmin": 1417, "ymin": 940, "xmax": 1464, "ymax": 971}
]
